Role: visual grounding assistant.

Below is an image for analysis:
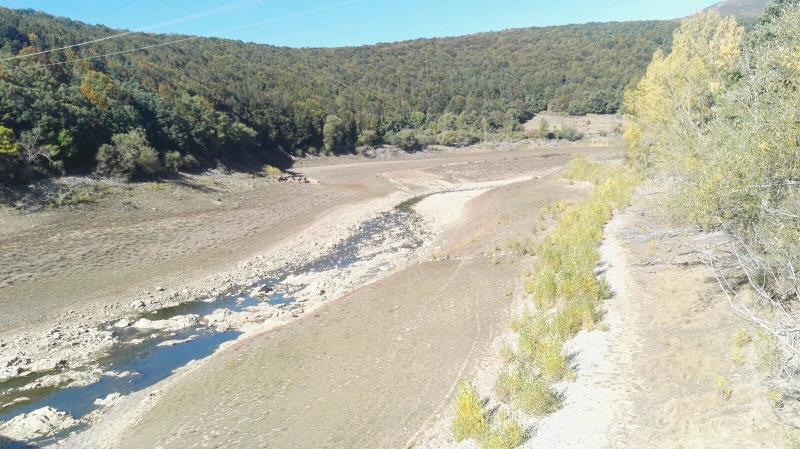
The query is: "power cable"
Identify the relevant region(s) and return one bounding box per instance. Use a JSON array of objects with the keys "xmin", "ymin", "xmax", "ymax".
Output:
[
  {"xmin": 0, "ymin": 0, "xmax": 264, "ymax": 62},
  {"xmin": 5, "ymin": 0, "xmax": 360, "ymax": 73}
]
